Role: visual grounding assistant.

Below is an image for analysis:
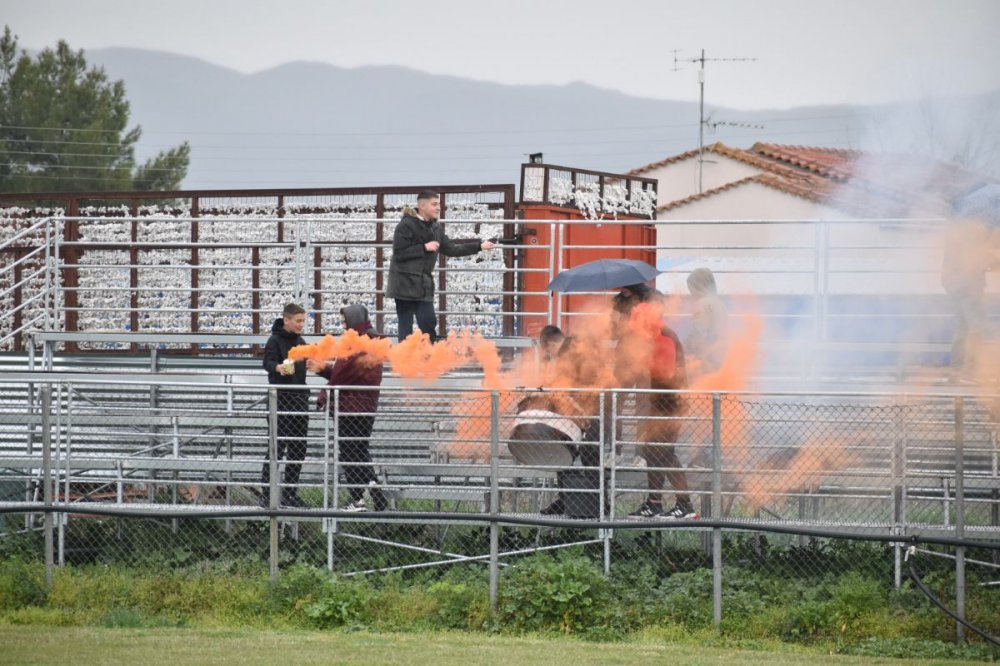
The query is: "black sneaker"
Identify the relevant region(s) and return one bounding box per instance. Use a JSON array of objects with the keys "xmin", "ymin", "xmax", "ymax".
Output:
[
  {"xmin": 540, "ymin": 498, "xmax": 565, "ymax": 515},
  {"xmin": 628, "ymin": 501, "xmax": 664, "ymax": 518},
  {"xmin": 281, "ymin": 493, "xmax": 308, "ymax": 508},
  {"xmin": 367, "ymin": 481, "xmax": 388, "ymax": 512},
  {"xmin": 661, "ymin": 502, "xmax": 698, "ymax": 520}
]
